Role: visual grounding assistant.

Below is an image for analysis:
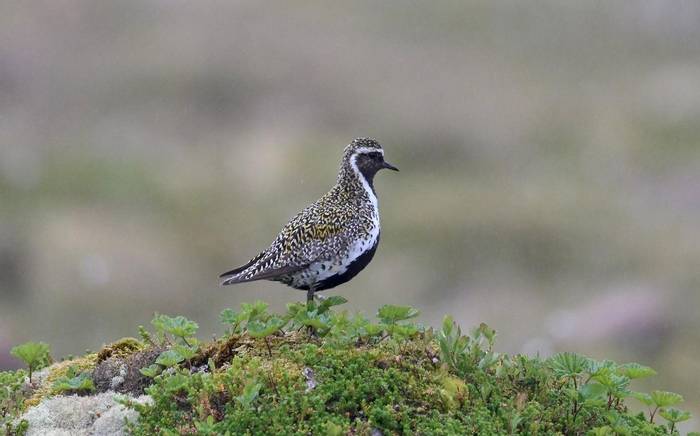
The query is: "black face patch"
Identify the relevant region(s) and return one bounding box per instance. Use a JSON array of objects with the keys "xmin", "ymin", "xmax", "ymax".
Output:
[
  {"xmin": 355, "ymin": 152, "xmax": 384, "ymax": 170},
  {"xmin": 354, "ymin": 152, "xmax": 385, "ymax": 188}
]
